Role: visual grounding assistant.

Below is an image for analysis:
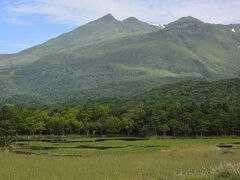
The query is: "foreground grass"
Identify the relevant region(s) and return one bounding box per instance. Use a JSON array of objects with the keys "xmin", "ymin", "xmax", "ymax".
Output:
[{"xmin": 1, "ymin": 138, "xmax": 240, "ymax": 179}]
